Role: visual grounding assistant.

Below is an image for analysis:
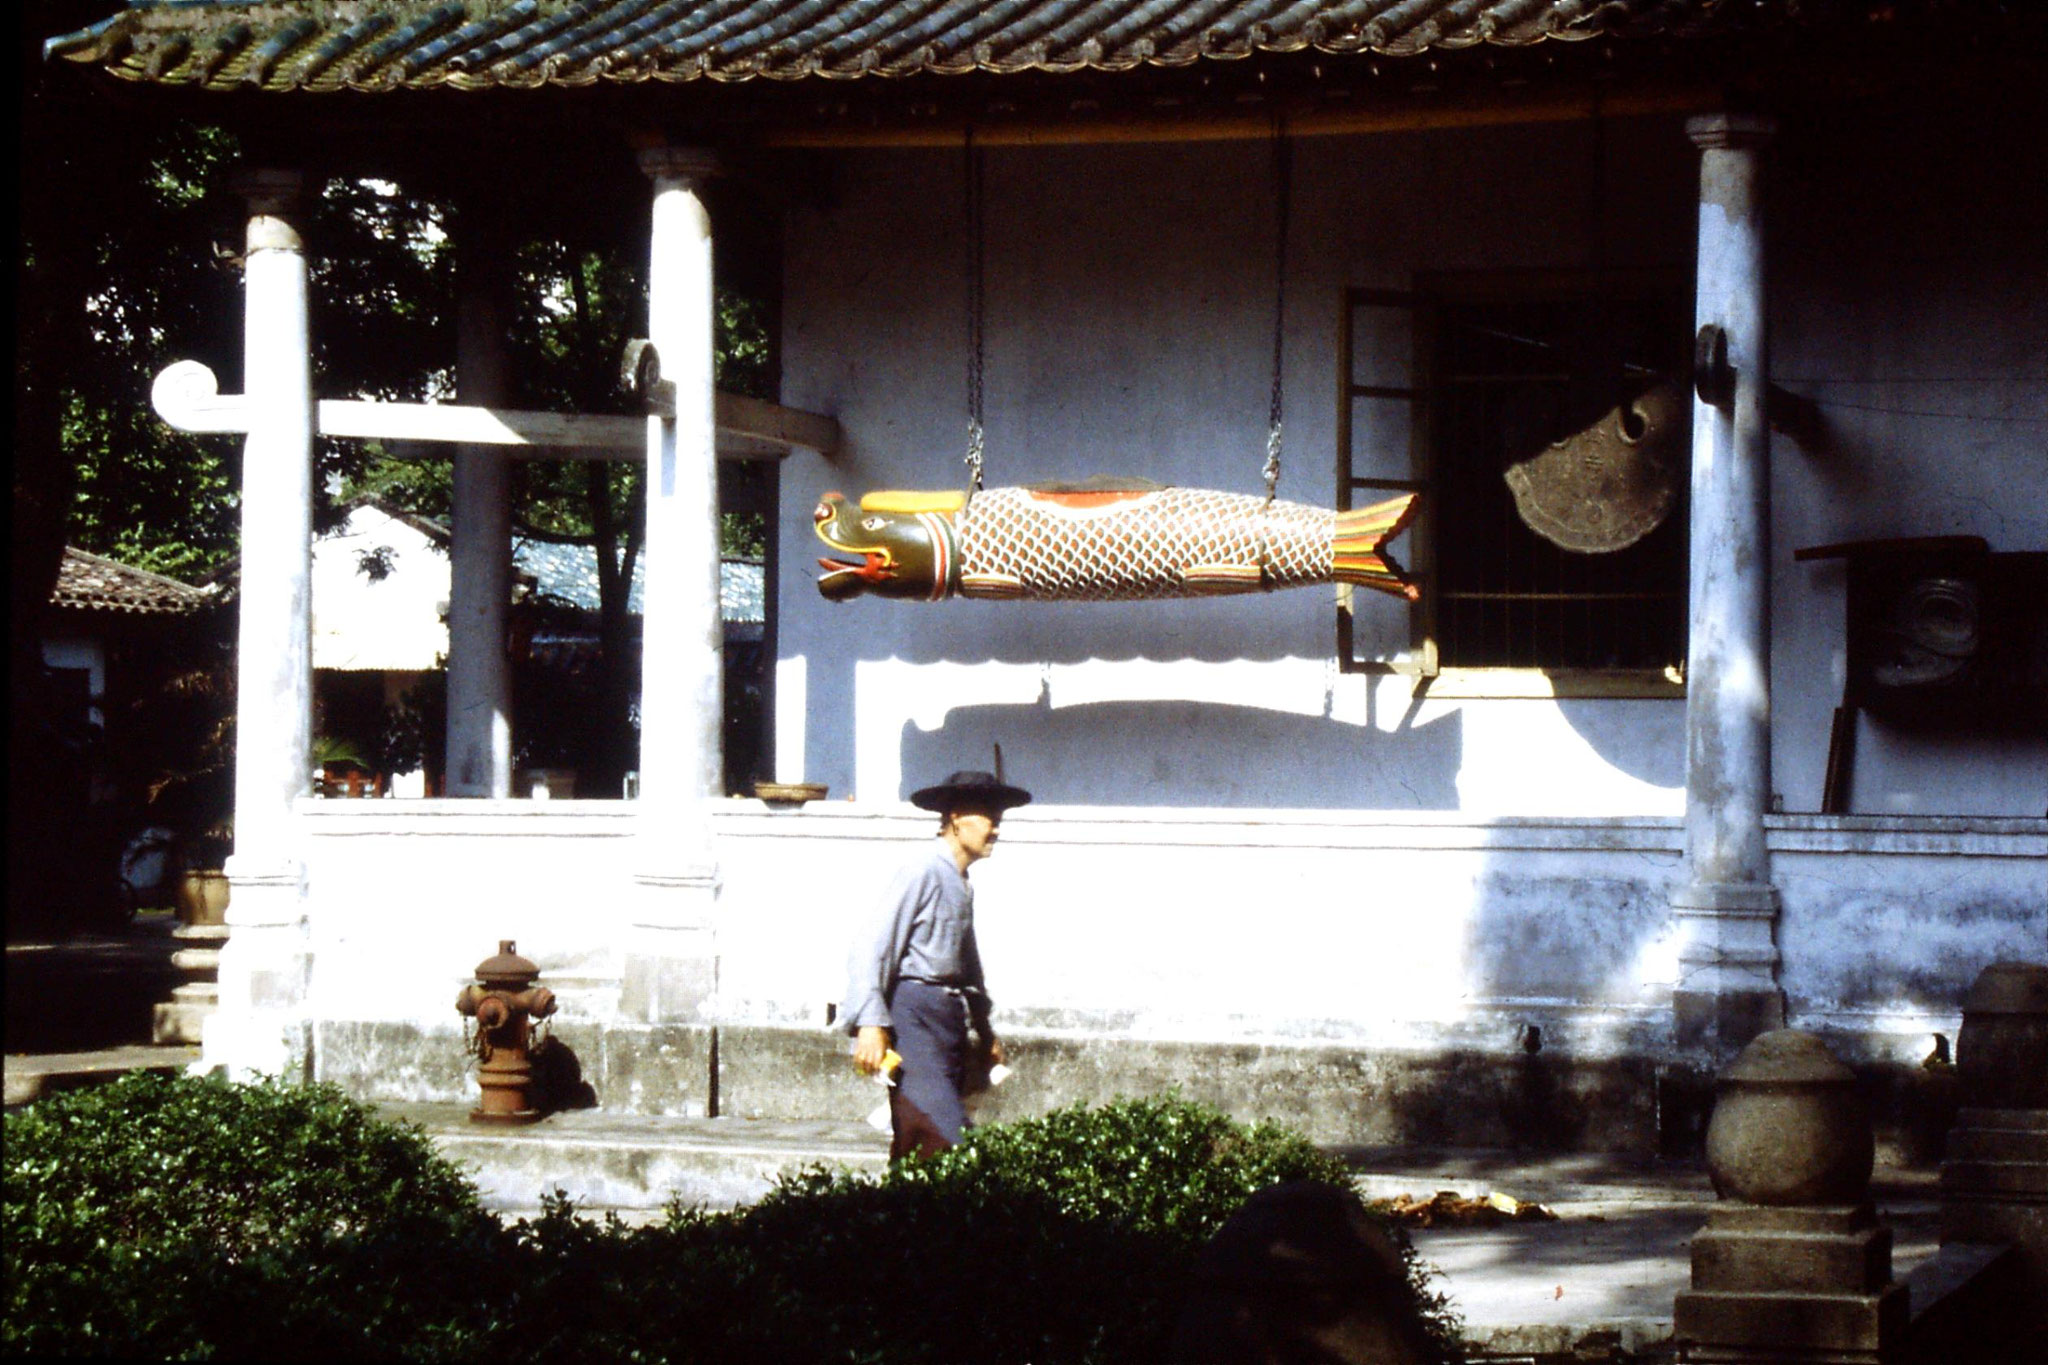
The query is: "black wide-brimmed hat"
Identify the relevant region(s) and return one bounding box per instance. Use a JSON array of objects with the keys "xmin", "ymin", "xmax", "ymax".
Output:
[{"xmin": 911, "ymin": 770, "xmax": 1033, "ymax": 814}]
